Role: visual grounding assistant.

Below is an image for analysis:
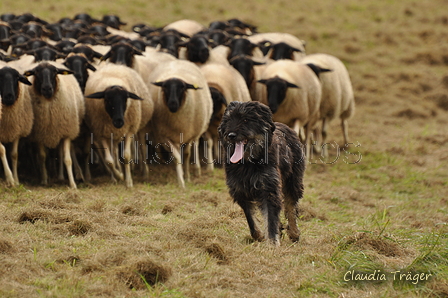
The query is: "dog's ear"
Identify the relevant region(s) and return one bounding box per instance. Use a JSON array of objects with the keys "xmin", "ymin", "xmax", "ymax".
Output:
[
  {"xmin": 254, "ymin": 102, "xmax": 276, "ymax": 133},
  {"xmin": 218, "ymin": 101, "xmax": 240, "ymax": 139},
  {"xmin": 225, "ymin": 101, "xmax": 240, "ymax": 113}
]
